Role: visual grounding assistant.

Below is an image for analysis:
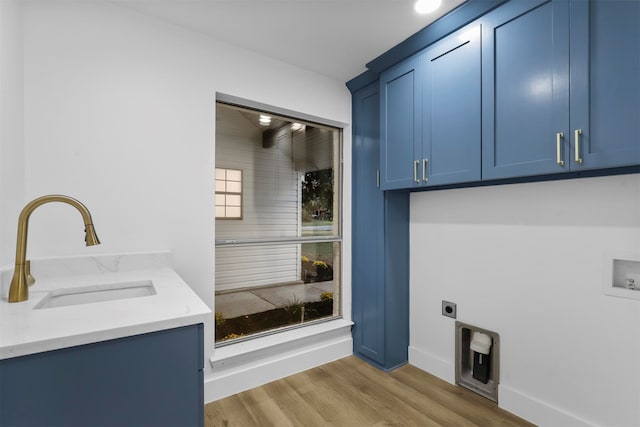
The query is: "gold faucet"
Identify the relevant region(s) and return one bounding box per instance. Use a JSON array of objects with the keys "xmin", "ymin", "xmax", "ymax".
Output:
[{"xmin": 8, "ymin": 195, "xmax": 100, "ymax": 303}]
